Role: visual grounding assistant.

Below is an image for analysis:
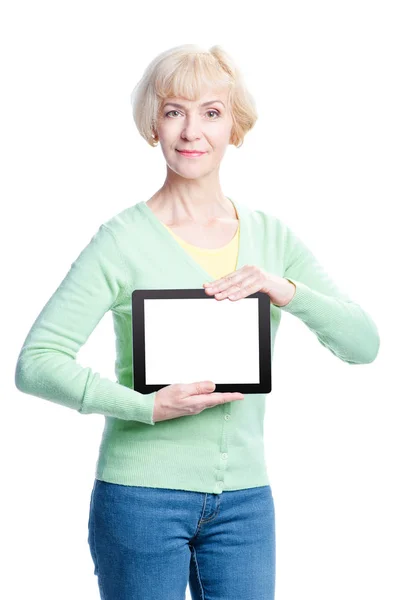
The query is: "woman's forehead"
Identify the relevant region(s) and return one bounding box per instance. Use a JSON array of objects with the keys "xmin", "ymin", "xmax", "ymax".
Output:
[{"xmin": 162, "ymin": 88, "xmax": 229, "ymax": 106}]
